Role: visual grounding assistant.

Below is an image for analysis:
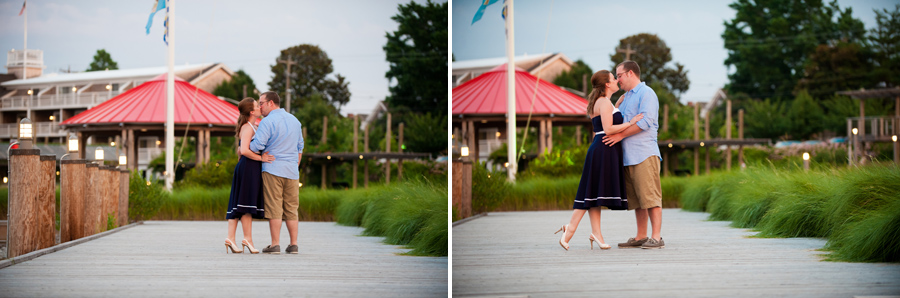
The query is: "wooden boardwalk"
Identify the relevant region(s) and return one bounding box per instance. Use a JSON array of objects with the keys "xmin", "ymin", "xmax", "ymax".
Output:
[
  {"xmin": 452, "ymin": 210, "xmax": 900, "ymax": 298},
  {"xmin": 0, "ymin": 221, "xmax": 447, "ymax": 297}
]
